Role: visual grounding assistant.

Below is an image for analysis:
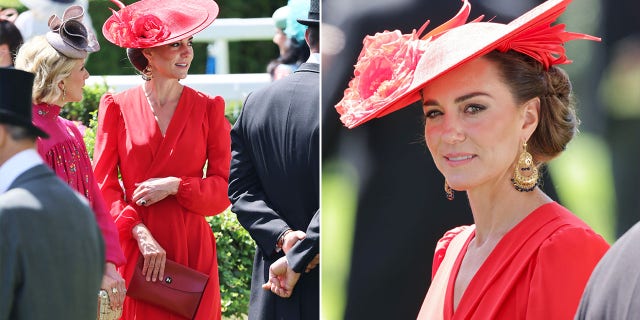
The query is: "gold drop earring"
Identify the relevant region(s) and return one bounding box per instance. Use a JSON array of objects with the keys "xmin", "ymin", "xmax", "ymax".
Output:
[
  {"xmin": 511, "ymin": 141, "xmax": 539, "ymax": 192},
  {"xmin": 143, "ymin": 65, "xmax": 153, "ymax": 81},
  {"xmin": 444, "ymin": 180, "xmax": 454, "ymax": 200}
]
